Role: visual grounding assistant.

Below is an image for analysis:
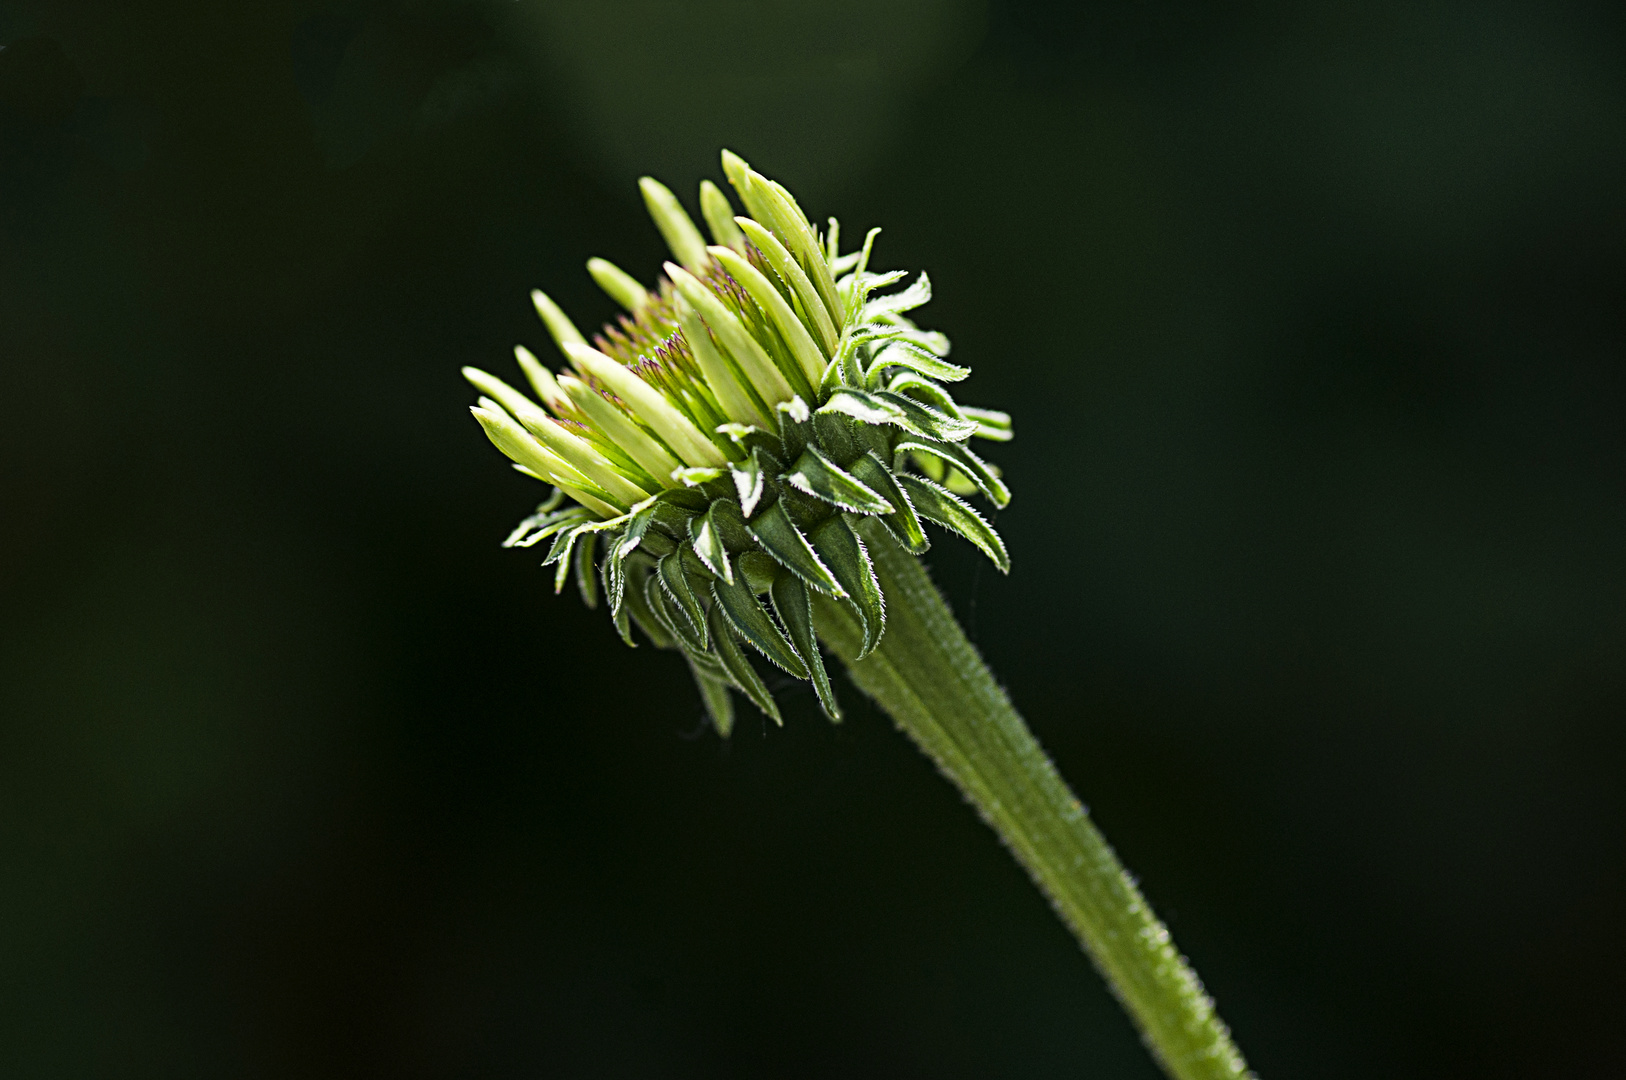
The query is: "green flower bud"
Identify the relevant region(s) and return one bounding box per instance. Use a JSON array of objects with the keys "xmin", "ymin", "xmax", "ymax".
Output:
[{"xmin": 465, "ymin": 151, "xmax": 1014, "ymax": 733}]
